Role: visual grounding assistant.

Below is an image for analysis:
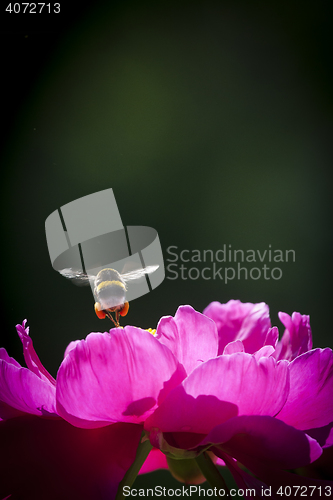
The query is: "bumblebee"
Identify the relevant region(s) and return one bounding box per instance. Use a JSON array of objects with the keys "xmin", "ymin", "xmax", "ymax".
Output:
[{"xmin": 60, "ymin": 265, "xmax": 158, "ymax": 327}]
